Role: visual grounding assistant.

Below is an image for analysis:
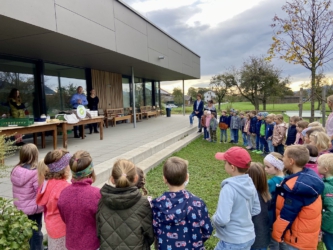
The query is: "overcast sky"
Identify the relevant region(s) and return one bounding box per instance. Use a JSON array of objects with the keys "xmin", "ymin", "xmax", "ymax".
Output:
[{"xmin": 122, "ymin": 0, "xmax": 333, "ymax": 93}]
